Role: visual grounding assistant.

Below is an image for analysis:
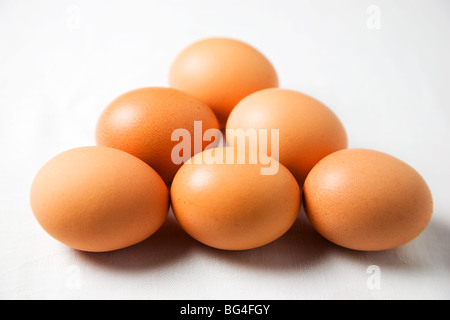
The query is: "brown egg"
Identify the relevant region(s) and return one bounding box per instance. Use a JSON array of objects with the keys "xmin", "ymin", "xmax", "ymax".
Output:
[
  {"xmin": 30, "ymin": 146, "xmax": 169, "ymax": 252},
  {"xmin": 96, "ymin": 87, "xmax": 220, "ymax": 184},
  {"xmin": 170, "ymin": 147, "xmax": 301, "ymax": 251},
  {"xmin": 169, "ymin": 38, "xmax": 279, "ymax": 128},
  {"xmin": 303, "ymin": 149, "xmax": 433, "ymax": 251},
  {"xmin": 226, "ymin": 88, "xmax": 348, "ymax": 185}
]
